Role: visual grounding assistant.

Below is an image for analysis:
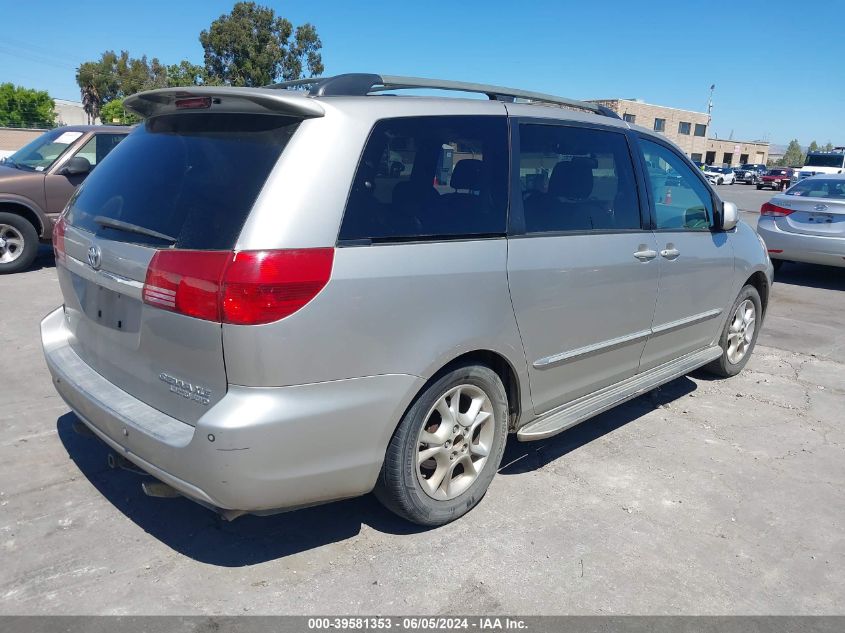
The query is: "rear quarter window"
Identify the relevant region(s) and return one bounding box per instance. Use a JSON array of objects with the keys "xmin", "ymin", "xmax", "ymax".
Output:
[
  {"xmin": 65, "ymin": 113, "xmax": 299, "ymax": 249},
  {"xmin": 338, "ymin": 116, "xmax": 508, "ymax": 243}
]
